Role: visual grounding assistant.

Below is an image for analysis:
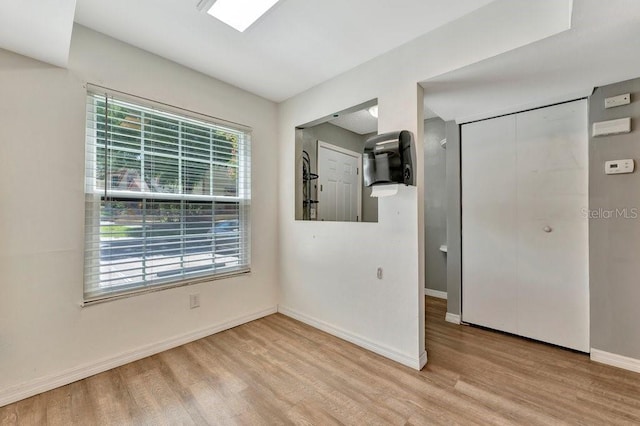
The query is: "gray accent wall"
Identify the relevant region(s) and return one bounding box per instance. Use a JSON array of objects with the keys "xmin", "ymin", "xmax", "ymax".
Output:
[
  {"xmin": 424, "ymin": 118, "xmax": 448, "ymax": 292},
  {"xmin": 590, "ymin": 78, "xmax": 640, "ymax": 359},
  {"xmin": 445, "ymin": 121, "xmax": 461, "ymax": 315}
]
